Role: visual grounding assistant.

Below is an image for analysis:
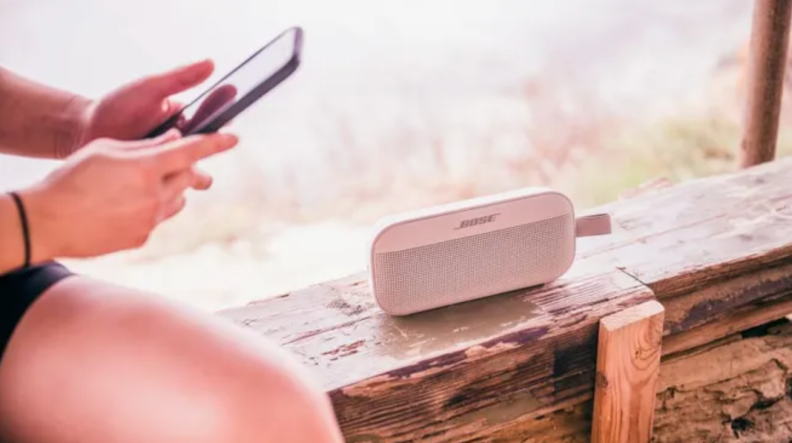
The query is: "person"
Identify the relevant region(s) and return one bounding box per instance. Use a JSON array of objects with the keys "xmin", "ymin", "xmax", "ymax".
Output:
[{"xmin": 0, "ymin": 60, "xmax": 345, "ymax": 442}]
